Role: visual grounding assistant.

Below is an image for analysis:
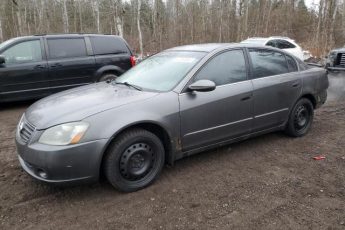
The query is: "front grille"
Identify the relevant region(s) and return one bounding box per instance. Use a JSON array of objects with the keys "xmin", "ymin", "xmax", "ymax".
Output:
[
  {"xmin": 340, "ymin": 53, "xmax": 345, "ymax": 67},
  {"xmin": 336, "ymin": 53, "xmax": 345, "ymax": 67},
  {"xmin": 19, "ymin": 118, "xmax": 36, "ymax": 143}
]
